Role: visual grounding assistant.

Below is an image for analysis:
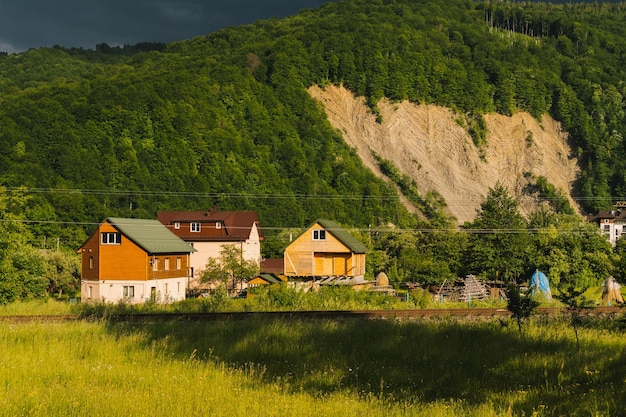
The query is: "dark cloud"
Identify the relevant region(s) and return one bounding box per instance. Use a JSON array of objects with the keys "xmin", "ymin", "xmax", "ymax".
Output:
[{"xmin": 0, "ymin": 0, "xmax": 334, "ymax": 54}]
